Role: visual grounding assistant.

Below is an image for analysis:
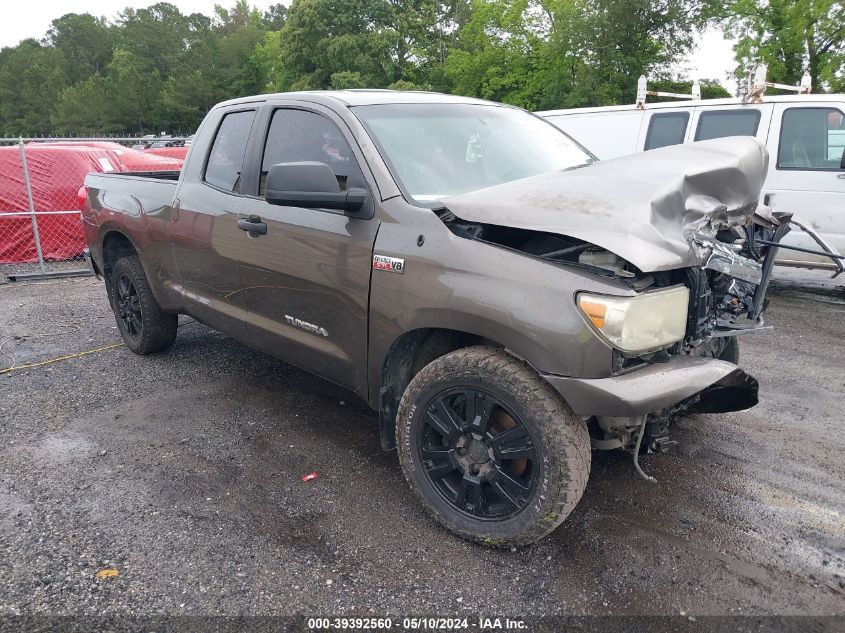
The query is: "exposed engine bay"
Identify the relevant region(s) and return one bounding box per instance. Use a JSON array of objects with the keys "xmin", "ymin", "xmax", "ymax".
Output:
[
  {"xmin": 433, "ymin": 137, "xmax": 844, "ymax": 482},
  {"xmin": 437, "ymin": 206, "xmax": 789, "ymax": 355},
  {"xmin": 437, "ymin": 206, "xmax": 815, "ymax": 481}
]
